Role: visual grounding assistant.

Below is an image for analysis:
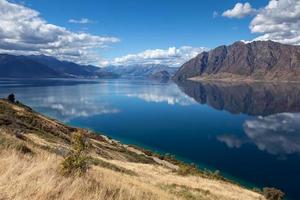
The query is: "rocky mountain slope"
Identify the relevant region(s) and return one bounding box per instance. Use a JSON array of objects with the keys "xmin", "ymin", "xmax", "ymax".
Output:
[
  {"xmin": 0, "ymin": 98, "xmax": 267, "ymax": 200},
  {"xmin": 173, "ymin": 40, "xmax": 300, "ymax": 82}
]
